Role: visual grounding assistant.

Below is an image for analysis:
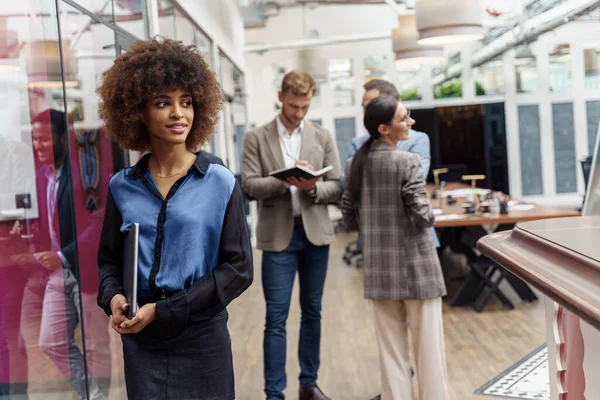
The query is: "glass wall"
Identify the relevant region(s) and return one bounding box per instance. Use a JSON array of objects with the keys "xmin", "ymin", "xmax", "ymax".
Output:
[{"xmin": 0, "ymin": 1, "xmax": 140, "ymax": 398}]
